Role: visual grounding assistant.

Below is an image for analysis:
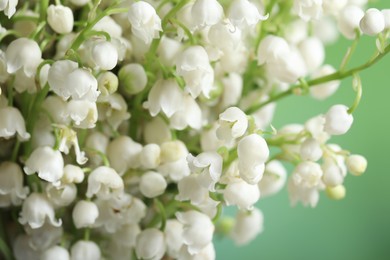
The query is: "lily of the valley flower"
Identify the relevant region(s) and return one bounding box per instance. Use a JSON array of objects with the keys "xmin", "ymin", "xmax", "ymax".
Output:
[{"xmin": 47, "ymin": 4, "xmax": 74, "ymax": 34}]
